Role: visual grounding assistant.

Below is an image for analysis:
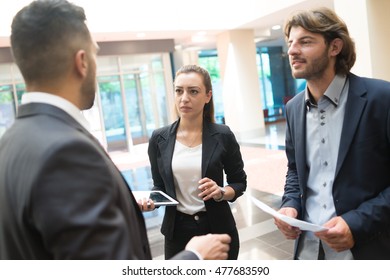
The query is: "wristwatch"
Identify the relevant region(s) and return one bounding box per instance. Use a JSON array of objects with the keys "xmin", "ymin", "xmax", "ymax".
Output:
[{"xmin": 214, "ymin": 187, "xmax": 226, "ymax": 202}]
